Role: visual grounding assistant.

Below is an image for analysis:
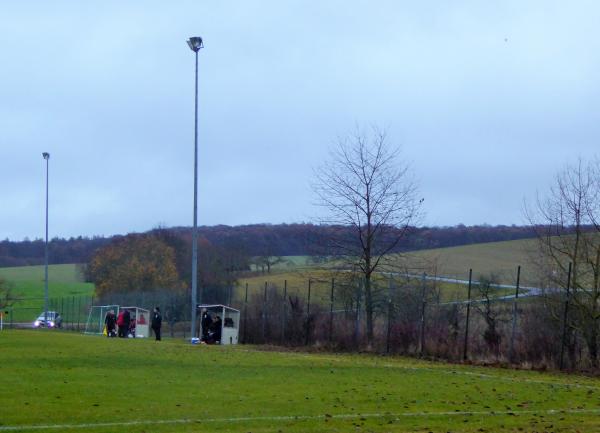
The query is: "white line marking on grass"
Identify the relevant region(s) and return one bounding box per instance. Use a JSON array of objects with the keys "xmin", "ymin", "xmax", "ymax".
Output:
[{"xmin": 1, "ymin": 408, "xmax": 600, "ymax": 431}]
